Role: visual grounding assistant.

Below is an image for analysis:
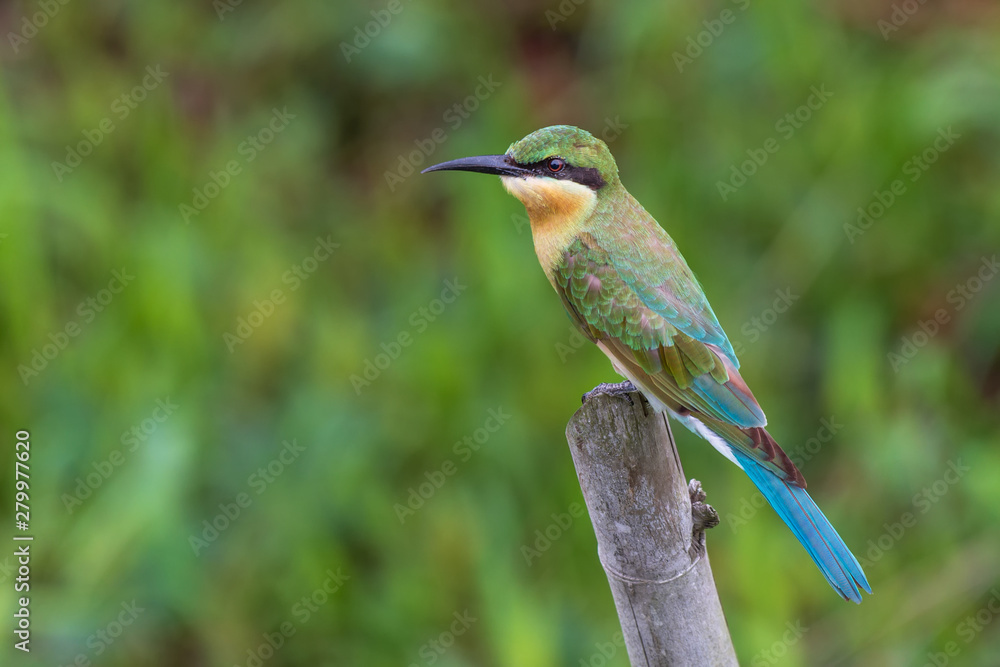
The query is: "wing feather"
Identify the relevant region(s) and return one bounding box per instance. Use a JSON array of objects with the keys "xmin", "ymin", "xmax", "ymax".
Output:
[{"xmin": 554, "ymin": 237, "xmax": 804, "ymax": 484}]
